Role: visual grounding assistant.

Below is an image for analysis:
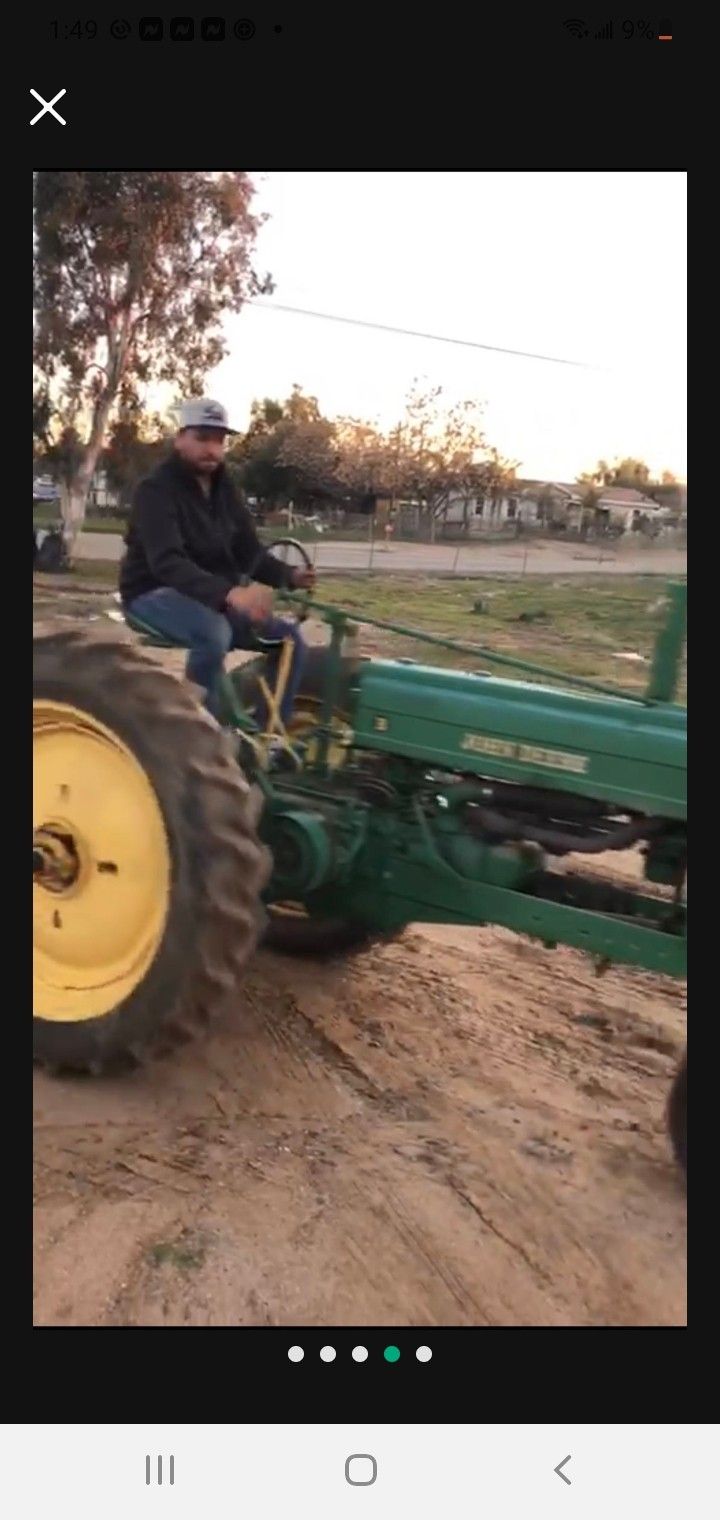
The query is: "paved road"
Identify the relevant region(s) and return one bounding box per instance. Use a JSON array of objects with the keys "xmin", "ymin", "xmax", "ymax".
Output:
[{"xmin": 78, "ymin": 532, "xmax": 686, "ymax": 578}]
